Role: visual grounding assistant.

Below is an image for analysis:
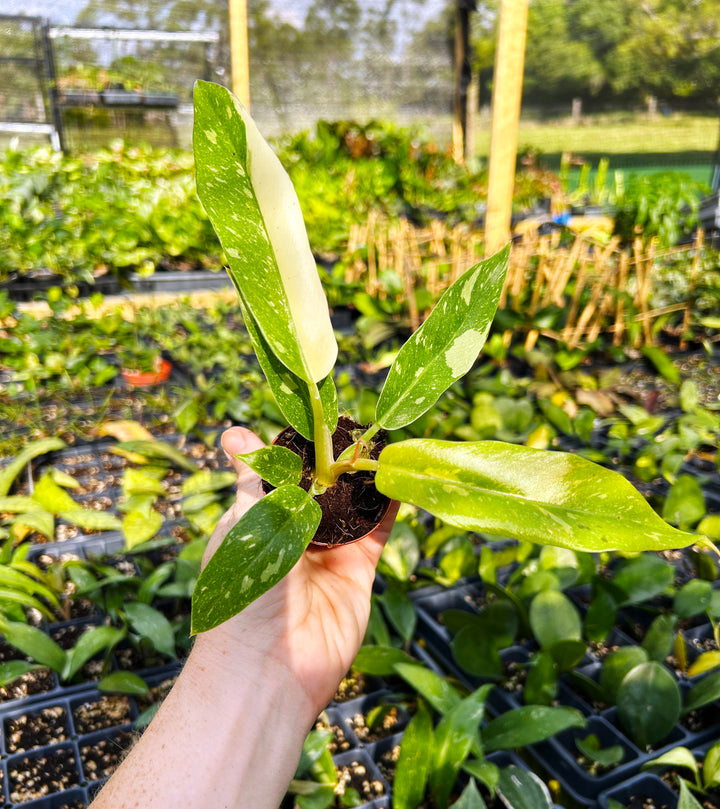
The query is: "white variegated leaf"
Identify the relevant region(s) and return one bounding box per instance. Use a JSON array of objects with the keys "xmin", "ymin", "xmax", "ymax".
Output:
[{"xmin": 375, "ymin": 245, "xmax": 509, "ymax": 430}]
